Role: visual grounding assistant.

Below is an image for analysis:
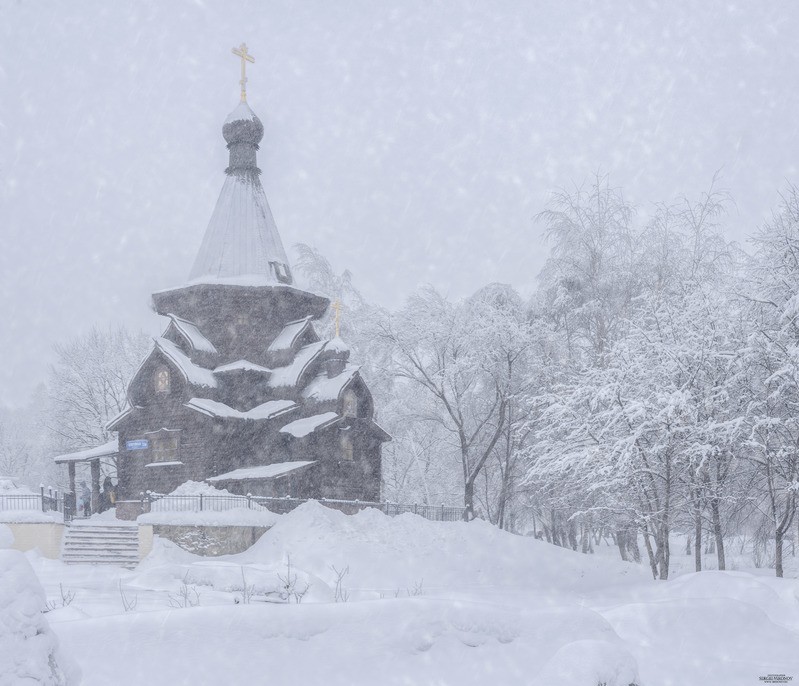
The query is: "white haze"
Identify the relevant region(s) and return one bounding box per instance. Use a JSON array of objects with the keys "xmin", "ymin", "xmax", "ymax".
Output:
[{"xmin": 1, "ymin": 0, "xmax": 798, "ymax": 406}]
